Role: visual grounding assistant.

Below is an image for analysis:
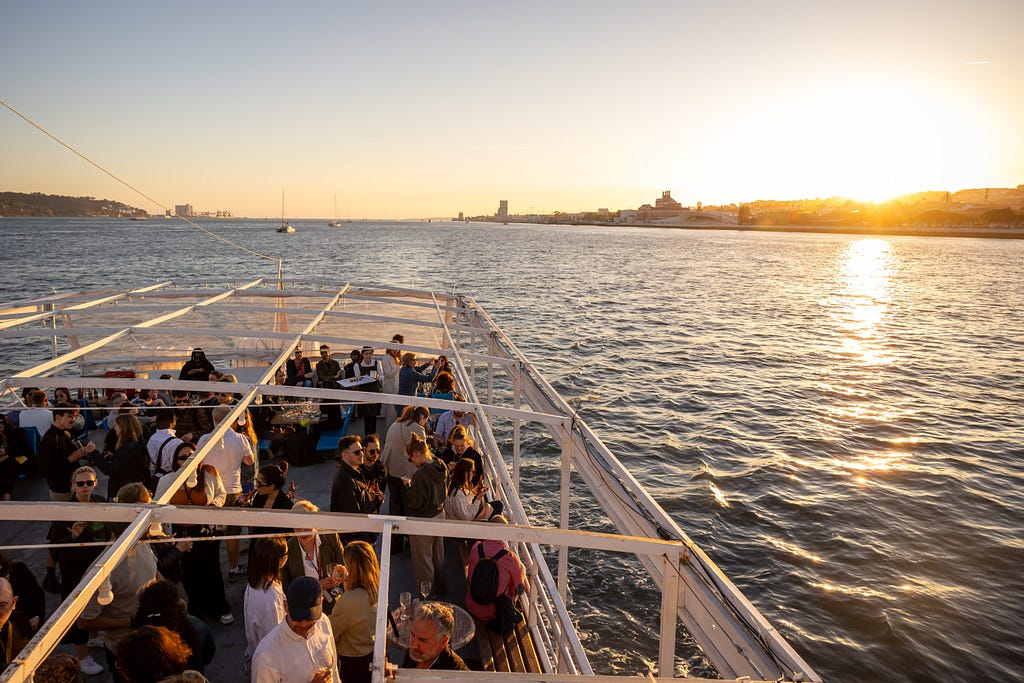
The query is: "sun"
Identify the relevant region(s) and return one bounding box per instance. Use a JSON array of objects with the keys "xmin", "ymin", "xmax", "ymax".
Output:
[{"xmin": 726, "ymin": 76, "xmax": 994, "ymax": 203}]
